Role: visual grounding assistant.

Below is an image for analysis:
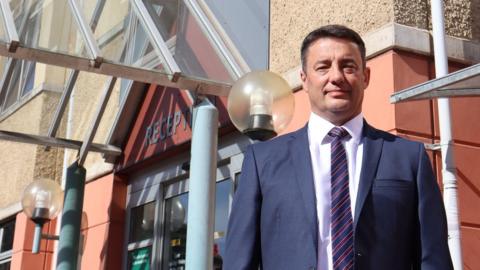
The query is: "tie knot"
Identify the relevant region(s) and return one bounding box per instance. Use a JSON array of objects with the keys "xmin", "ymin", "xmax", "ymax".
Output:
[{"xmin": 328, "ymin": 127, "xmax": 350, "ymax": 139}]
